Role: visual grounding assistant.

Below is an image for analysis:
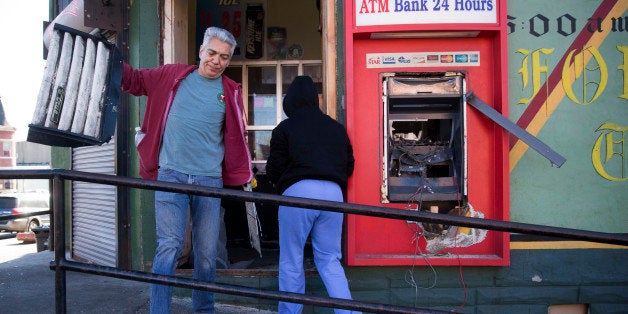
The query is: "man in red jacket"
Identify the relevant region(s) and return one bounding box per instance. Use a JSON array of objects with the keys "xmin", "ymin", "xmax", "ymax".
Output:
[{"xmin": 121, "ymin": 27, "xmax": 252, "ymax": 313}]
